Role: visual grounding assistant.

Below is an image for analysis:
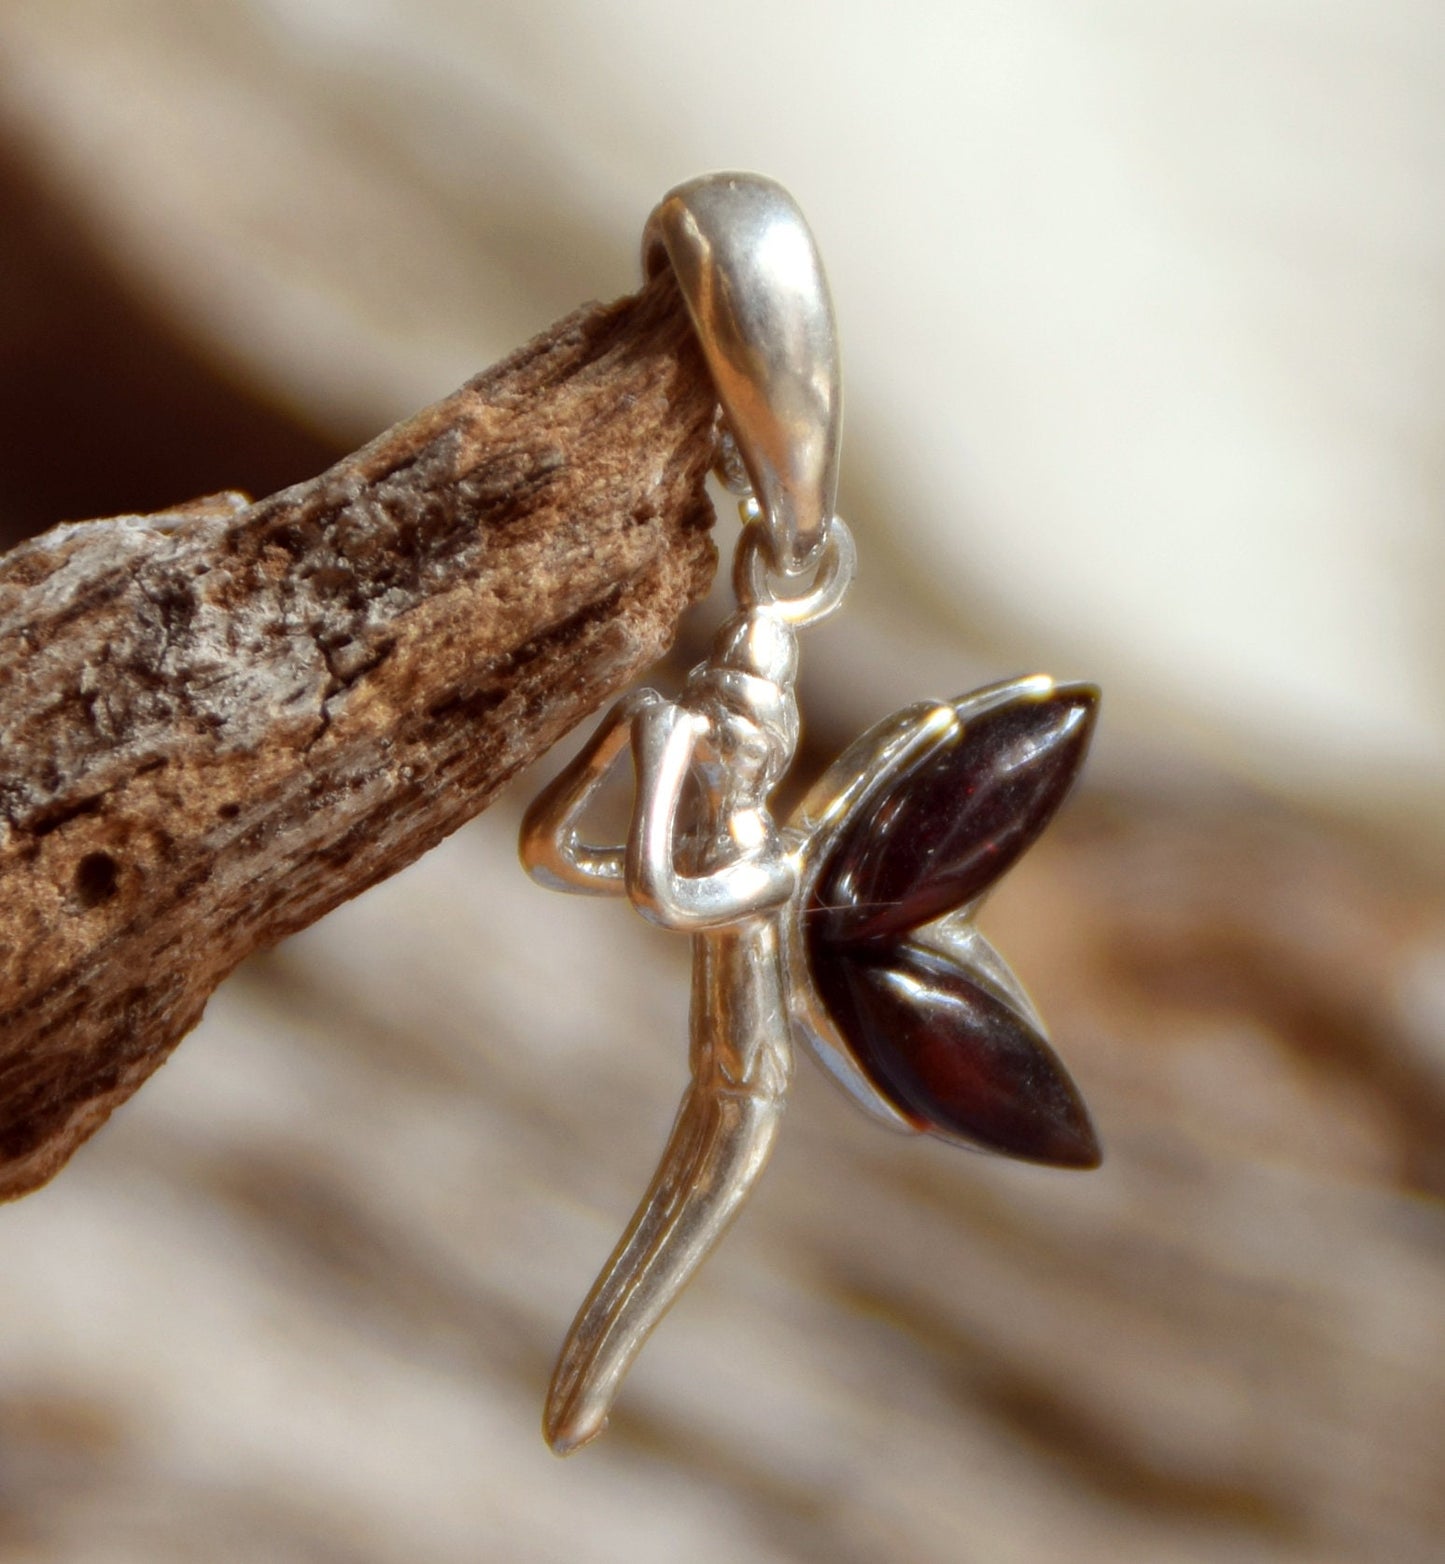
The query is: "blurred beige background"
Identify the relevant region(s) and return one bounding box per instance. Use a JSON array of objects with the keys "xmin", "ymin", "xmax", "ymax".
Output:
[{"xmin": 0, "ymin": 3, "xmax": 1442, "ymax": 1562}]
